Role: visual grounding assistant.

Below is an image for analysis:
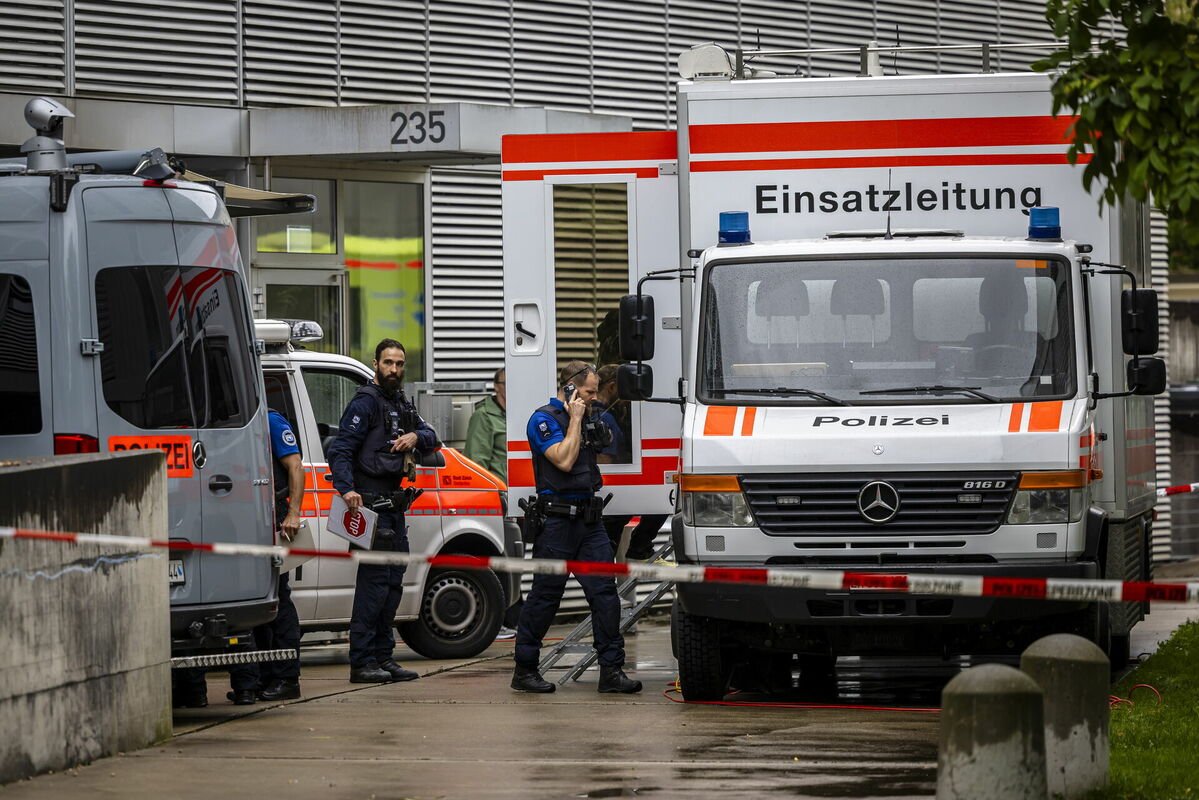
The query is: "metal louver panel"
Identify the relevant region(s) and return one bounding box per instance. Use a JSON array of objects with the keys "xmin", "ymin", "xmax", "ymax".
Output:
[
  {"xmin": 738, "ymin": 0, "xmax": 808, "ymax": 80},
  {"xmin": 428, "ymin": 1, "xmax": 514, "ymax": 104},
  {"xmin": 339, "ymin": 0, "xmax": 429, "ymax": 105},
  {"xmin": 1150, "ymin": 207, "xmax": 1174, "ymax": 562},
  {"xmin": 996, "ymin": 2, "xmax": 1055, "ymax": 71},
  {"xmin": 430, "ymin": 167, "xmax": 505, "ymax": 381},
  {"xmin": 593, "ymin": 0, "xmax": 669, "ymax": 129},
  {"xmin": 513, "ymin": 0, "xmax": 592, "ymax": 111},
  {"xmin": 667, "ymin": 0, "xmax": 735, "ymax": 123},
  {"xmin": 805, "ymin": 0, "xmax": 876, "ymax": 77},
  {"xmin": 873, "ymin": 1, "xmax": 943, "ymax": 75},
  {"xmin": 0, "ymin": 0, "xmax": 66, "ymax": 94},
  {"xmin": 244, "ymin": 0, "xmax": 337, "ymax": 106},
  {"xmin": 74, "ymin": 0, "xmax": 239, "ymax": 103},
  {"xmin": 936, "ymin": 1, "xmax": 1000, "ymax": 73}
]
